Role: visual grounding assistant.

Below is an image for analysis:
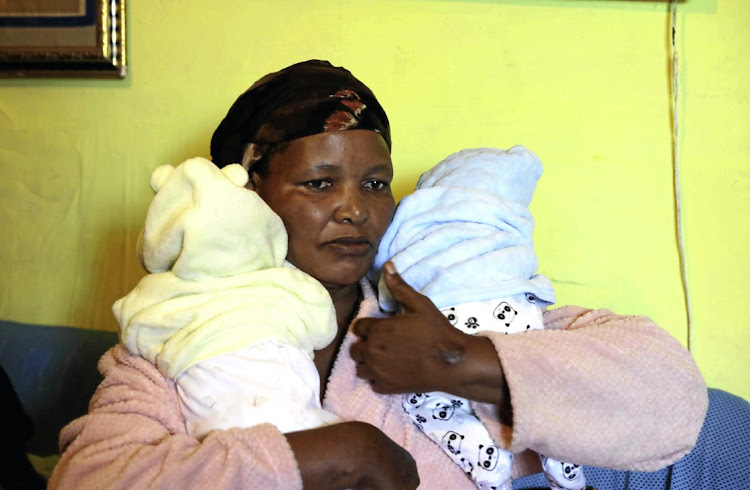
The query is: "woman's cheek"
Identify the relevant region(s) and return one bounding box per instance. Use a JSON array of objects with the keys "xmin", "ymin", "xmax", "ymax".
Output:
[{"xmin": 374, "ymin": 197, "xmax": 396, "ymax": 236}]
